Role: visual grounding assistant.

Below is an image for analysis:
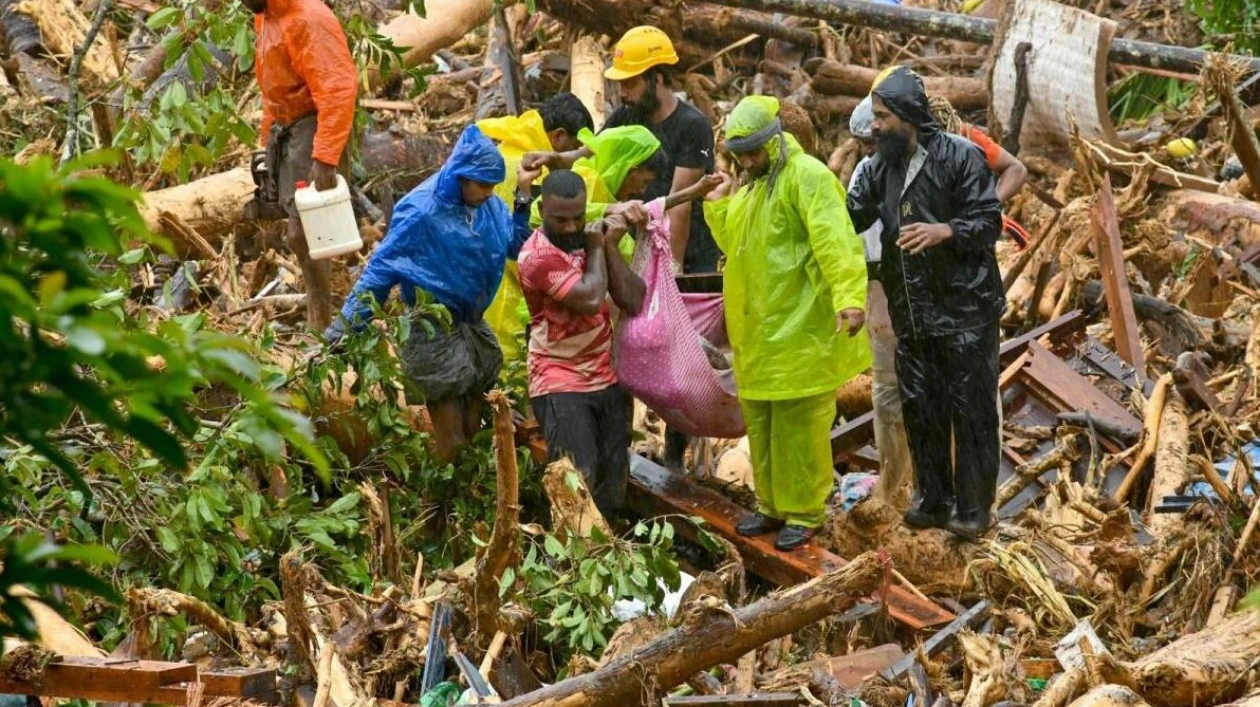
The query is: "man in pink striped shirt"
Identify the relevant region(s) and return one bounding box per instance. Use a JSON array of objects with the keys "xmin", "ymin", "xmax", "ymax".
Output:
[{"xmin": 518, "ymin": 169, "xmax": 647, "ymax": 517}]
